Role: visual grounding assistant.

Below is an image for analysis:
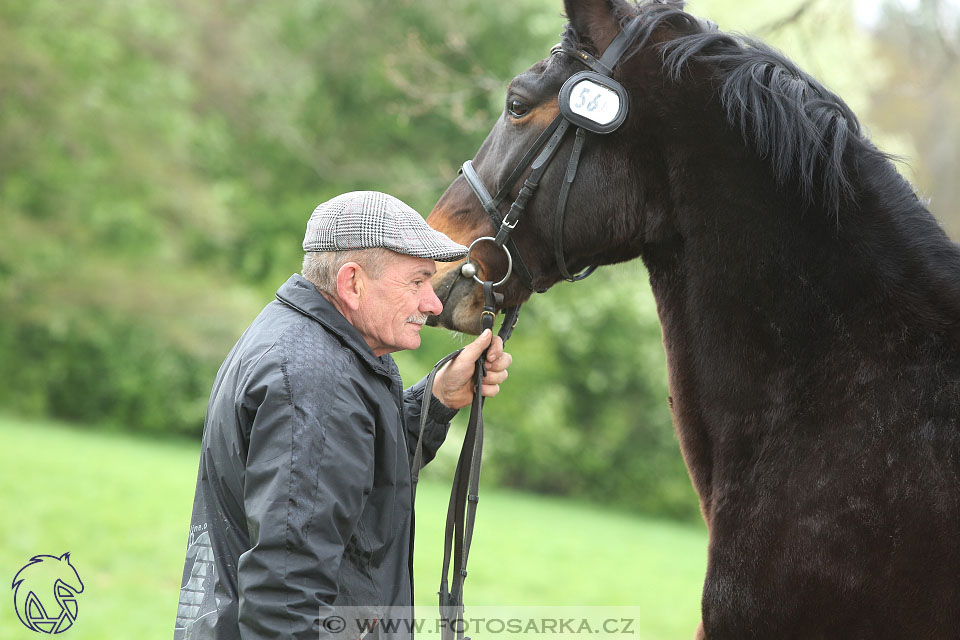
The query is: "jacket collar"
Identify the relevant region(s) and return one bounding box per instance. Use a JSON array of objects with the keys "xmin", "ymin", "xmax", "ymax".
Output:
[{"xmin": 275, "ymin": 274, "xmax": 393, "ymax": 377}]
